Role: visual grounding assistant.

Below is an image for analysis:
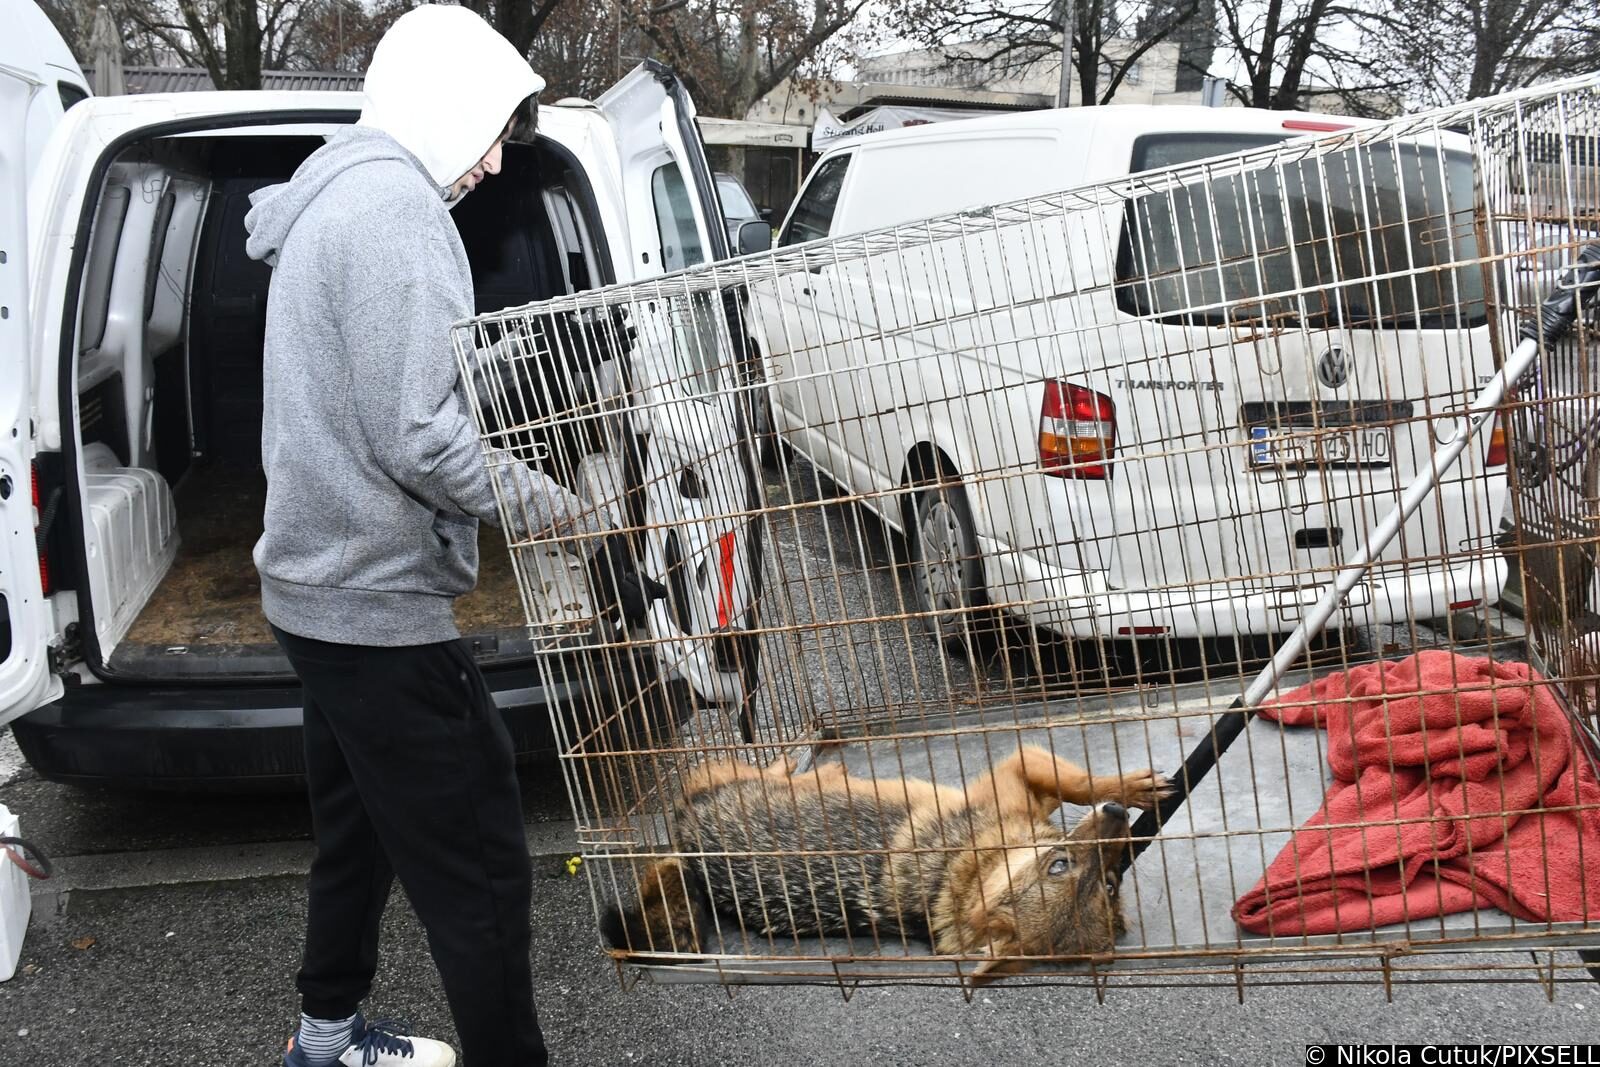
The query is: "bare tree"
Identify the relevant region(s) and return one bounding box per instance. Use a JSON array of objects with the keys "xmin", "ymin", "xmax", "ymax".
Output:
[
  {"xmin": 114, "ymin": 0, "xmax": 309, "ymax": 88},
  {"xmin": 1211, "ymin": 0, "xmax": 1405, "ymax": 111},
  {"xmin": 458, "ymin": 0, "xmax": 567, "ymax": 61},
  {"xmin": 60, "ymin": 0, "xmax": 873, "ymax": 113},
  {"xmin": 525, "ymin": 0, "xmax": 625, "ymax": 100},
  {"xmin": 38, "ymin": 0, "xmax": 174, "ymax": 66},
  {"xmin": 622, "ymin": 0, "xmax": 882, "ymax": 118},
  {"xmin": 1372, "ymin": 0, "xmax": 1600, "ymax": 106},
  {"xmin": 1143, "ymin": 0, "xmax": 1216, "ymax": 93},
  {"xmin": 283, "ymin": 0, "xmax": 409, "ymax": 72},
  {"xmin": 100, "ymin": 0, "xmax": 558, "ymax": 90},
  {"xmin": 890, "ymin": 0, "xmax": 1203, "ymax": 106}
]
